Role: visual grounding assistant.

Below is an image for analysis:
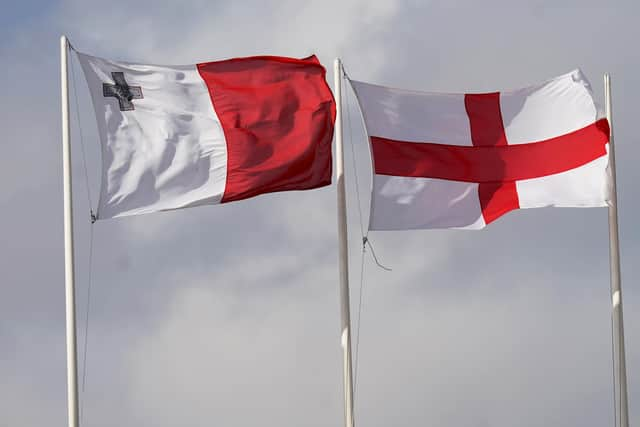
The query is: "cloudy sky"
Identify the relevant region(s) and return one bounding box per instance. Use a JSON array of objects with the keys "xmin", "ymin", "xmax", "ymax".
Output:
[{"xmin": 1, "ymin": 1, "xmax": 638, "ymax": 426}]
